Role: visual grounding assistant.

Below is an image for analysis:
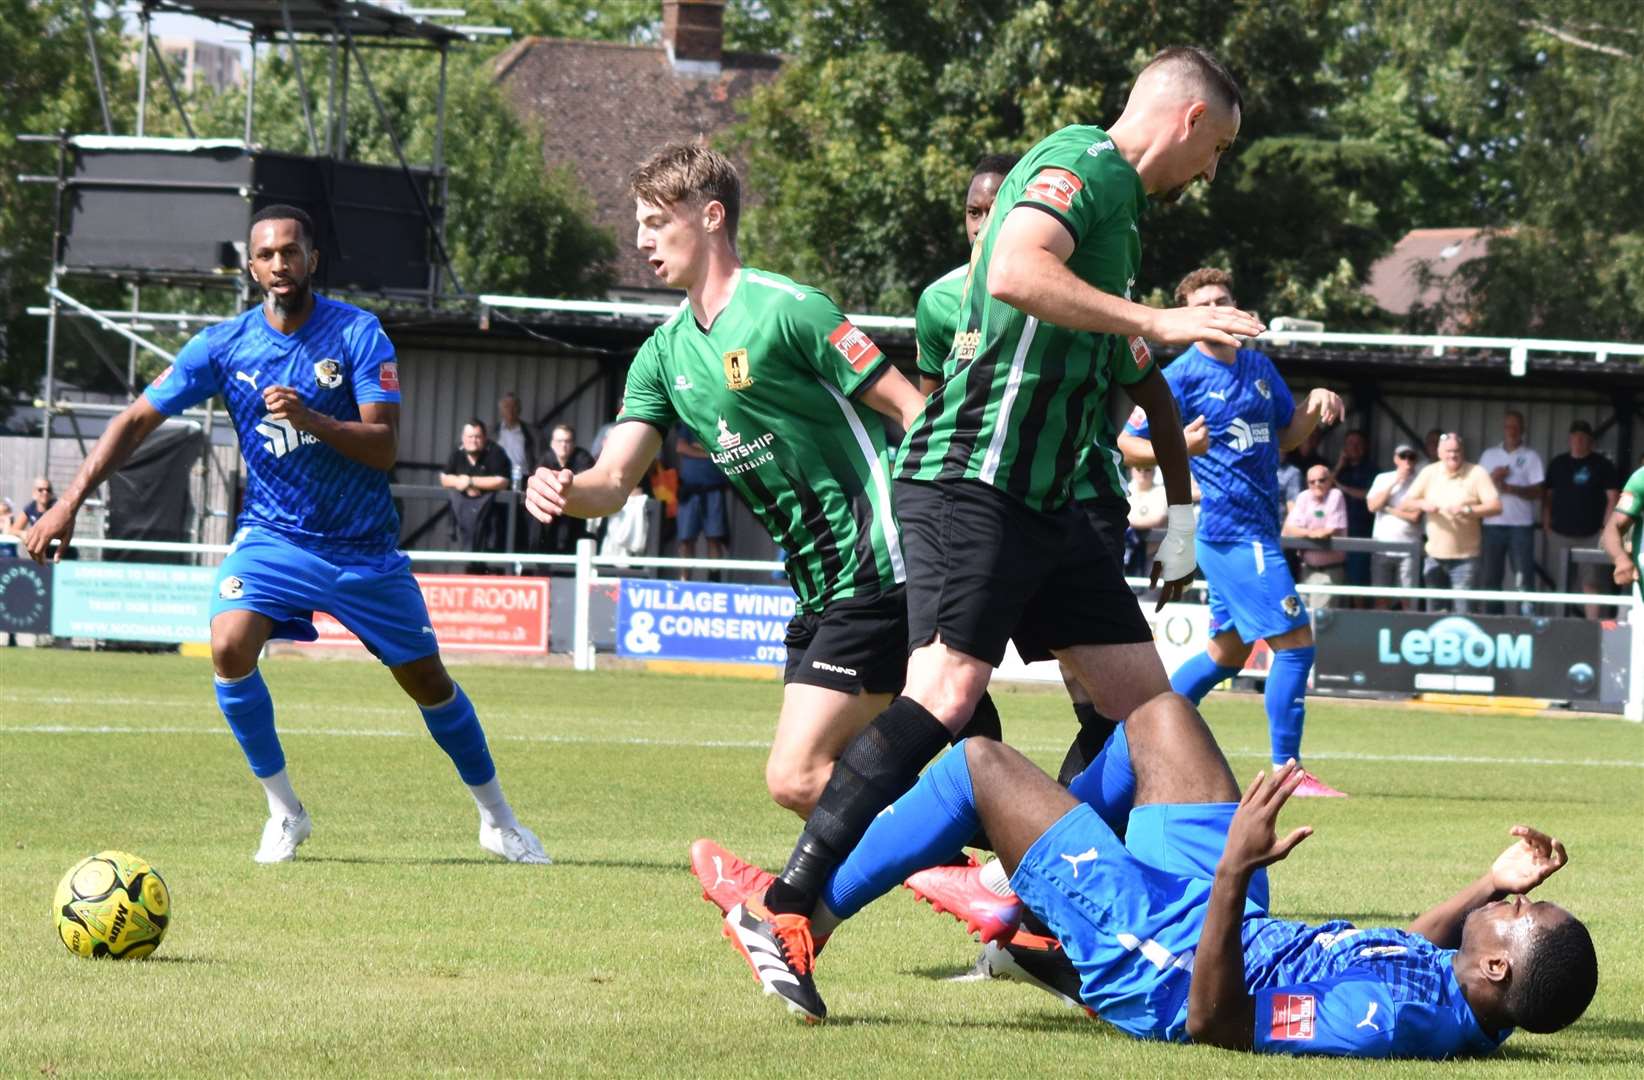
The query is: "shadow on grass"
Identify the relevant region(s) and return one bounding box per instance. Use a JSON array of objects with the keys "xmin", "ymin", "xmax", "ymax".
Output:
[
  {"xmin": 1372, "ymin": 790, "xmax": 1600, "ymax": 805},
  {"xmin": 293, "ymin": 855, "xmax": 686, "ymax": 872},
  {"xmin": 143, "ymin": 954, "xmax": 215, "ymax": 964},
  {"xmin": 827, "ymin": 1011, "xmax": 1111, "ymax": 1035}
]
